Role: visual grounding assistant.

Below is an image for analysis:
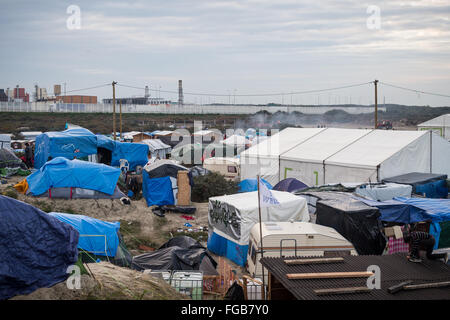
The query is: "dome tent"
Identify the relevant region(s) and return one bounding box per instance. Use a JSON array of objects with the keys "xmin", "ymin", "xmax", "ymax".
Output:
[{"xmin": 273, "ymin": 178, "xmax": 308, "ymax": 193}]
